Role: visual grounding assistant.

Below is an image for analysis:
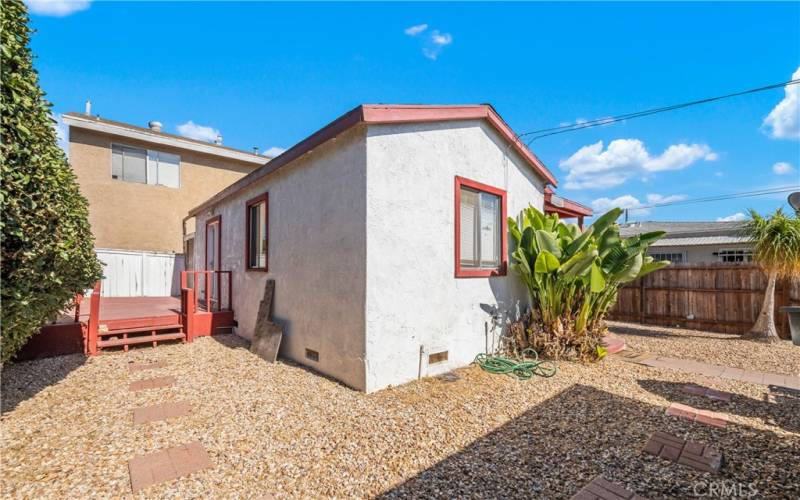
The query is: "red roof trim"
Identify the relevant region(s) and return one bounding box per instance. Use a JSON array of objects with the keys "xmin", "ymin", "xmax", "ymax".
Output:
[
  {"xmin": 544, "ymin": 187, "xmax": 593, "ymax": 217},
  {"xmin": 189, "ymin": 104, "xmax": 557, "ymax": 216}
]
